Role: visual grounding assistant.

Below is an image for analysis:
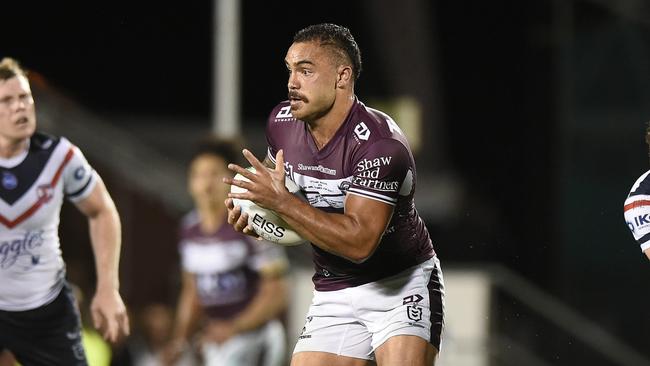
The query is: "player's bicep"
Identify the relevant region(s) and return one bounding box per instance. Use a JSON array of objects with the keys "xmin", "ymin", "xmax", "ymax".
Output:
[
  {"xmin": 63, "ymin": 145, "xmax": 98, "ymax": 203},
  {"xmin": 75, "ymin": 182, "xmax": 105, "ymax": 217},
  {"xmin": 344, "ymin": 193, "xmax": 393, "ymax": 244},
  {"xmin": 74, "ymin": 179, "xmax": 108, "ymax": 218}
]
